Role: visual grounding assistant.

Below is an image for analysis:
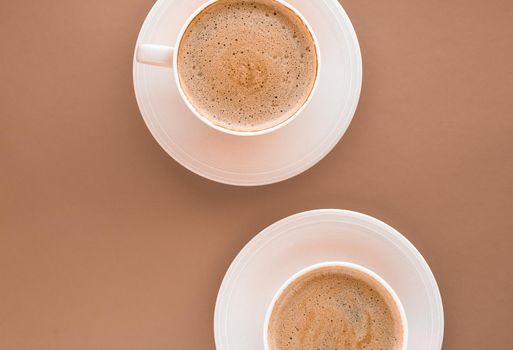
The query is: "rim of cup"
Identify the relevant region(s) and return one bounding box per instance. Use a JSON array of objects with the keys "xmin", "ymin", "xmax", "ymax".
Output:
[
  {"xmin": 263, "ymin": 261, "xmax": 409, "ymax": 350},
  {"xmin": 170, "ymin": 0, "xmax": 322, "ymax": 137}
]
